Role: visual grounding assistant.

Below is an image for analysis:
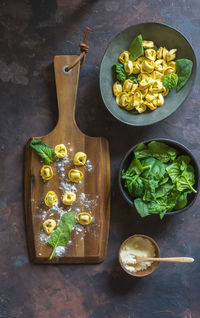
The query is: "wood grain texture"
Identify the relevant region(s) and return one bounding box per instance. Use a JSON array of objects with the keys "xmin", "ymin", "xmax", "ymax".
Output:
[{"xmin": 24, "ymin": 56, "xmax": 110, "ymax": 263}]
